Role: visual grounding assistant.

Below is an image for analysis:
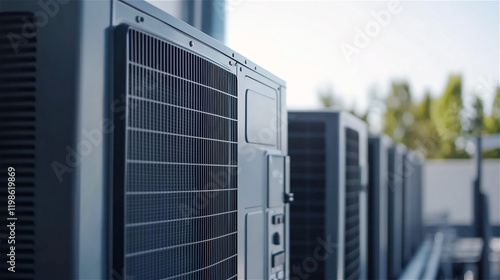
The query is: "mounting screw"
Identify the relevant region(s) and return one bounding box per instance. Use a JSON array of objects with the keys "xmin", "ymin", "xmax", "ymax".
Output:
[
  {"xmin": 229, "ymin": 61, "xmax": 233, "ymax": 66},
  {"xmin": 189, "ymin": 41, "xmax": 194, "ymax": 47},
  {"xmin": 136, "ymin": 16, "xmax": 144, "ymax": 23}
]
